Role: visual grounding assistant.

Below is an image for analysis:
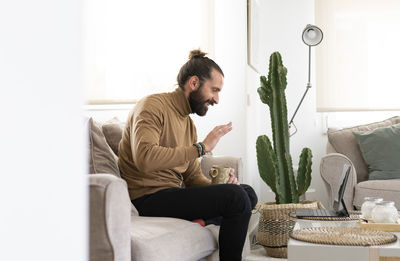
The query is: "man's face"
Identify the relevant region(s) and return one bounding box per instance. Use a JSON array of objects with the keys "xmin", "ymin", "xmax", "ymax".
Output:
[{"xmin": 189, "ymin": 69, "xmax": 224, "ymax": 116}]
